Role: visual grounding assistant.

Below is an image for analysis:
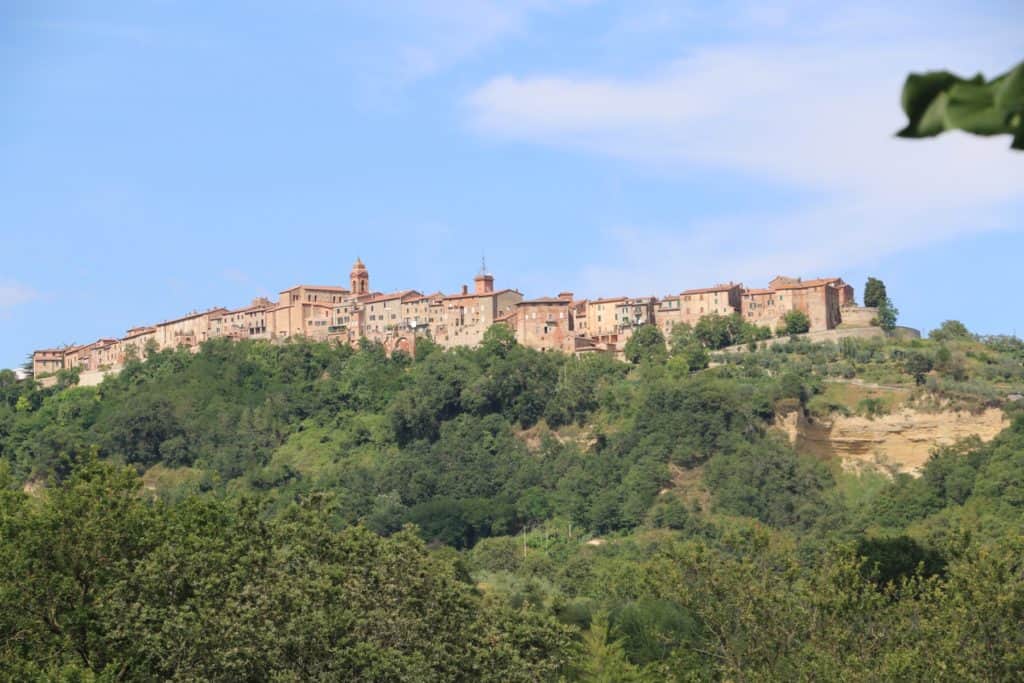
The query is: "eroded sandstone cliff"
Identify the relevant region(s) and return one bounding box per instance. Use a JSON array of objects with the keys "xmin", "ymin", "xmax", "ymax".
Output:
[{"xmin": 776, "ymin": 408, "xmax": 1007, "ymax": 475}]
